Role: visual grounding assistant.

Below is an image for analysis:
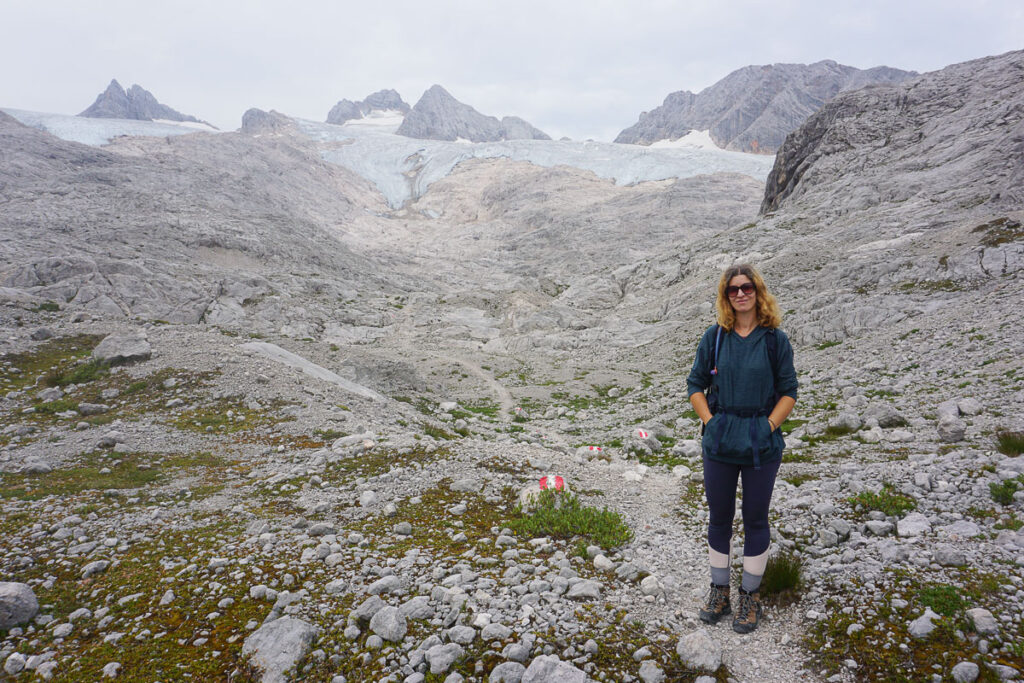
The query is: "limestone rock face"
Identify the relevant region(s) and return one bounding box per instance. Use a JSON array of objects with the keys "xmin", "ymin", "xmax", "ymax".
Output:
[
  {"xmin": 762, "ymin": 50, "xmax": 1024, "ymax": 214},
  {"xmin": 326, "ymin": 89, "xmax": 411, "ymax": 124},
  {"xmin": 79, "ymin": 79, "xmax": 212, "ymax": 127},
  {"xmin": 241, "ymin": 108, "xmax": 298, "ymax": 135},
  {"xmin": 397, "ymin": 85, "xmax": 550, "ymax": 142},
  {"xmin": 616, "ymin": 61, "xmax": 915, "ymax": 152}
]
